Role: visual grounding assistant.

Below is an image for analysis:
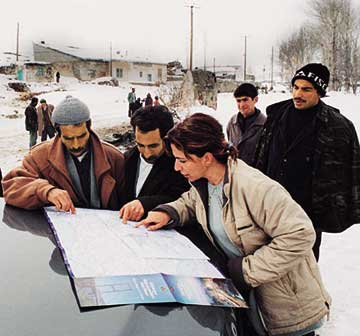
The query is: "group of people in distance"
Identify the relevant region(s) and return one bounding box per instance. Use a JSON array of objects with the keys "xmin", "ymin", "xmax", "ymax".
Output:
[
  {"xmin": 2, "ymin": 62, "xmax": 360, "ymax": 336},
  {"xmin": 25, "ymin": 97, "xmax": 56, "ymax": 148},
  {"xmin": 127, "ymin": 87, "xmax": 160, "ymax": 117}
]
